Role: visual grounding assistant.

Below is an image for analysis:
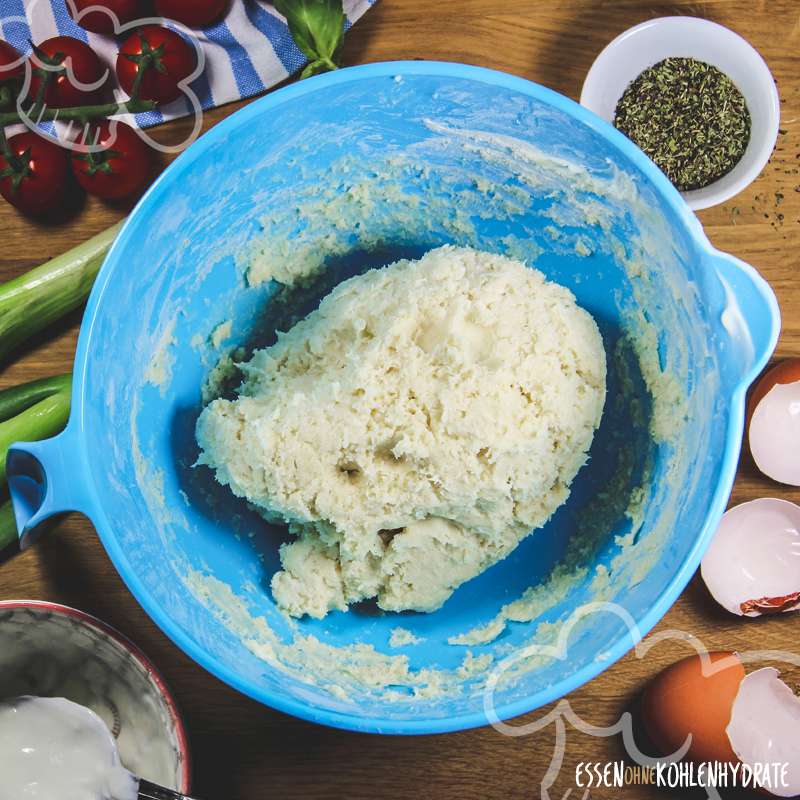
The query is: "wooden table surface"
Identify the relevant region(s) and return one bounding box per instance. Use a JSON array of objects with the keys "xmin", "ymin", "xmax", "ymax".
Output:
[{"xmin": 1, "ymin": 2, "xmax": 799, "ymax": 798}]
